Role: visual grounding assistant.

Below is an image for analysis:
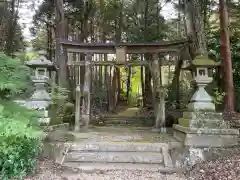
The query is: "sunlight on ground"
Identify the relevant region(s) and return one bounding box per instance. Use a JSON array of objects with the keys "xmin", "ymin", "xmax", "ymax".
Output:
[{"xmin": 116, "ymin": 107, "xmax": 141, "ymax": 117}]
